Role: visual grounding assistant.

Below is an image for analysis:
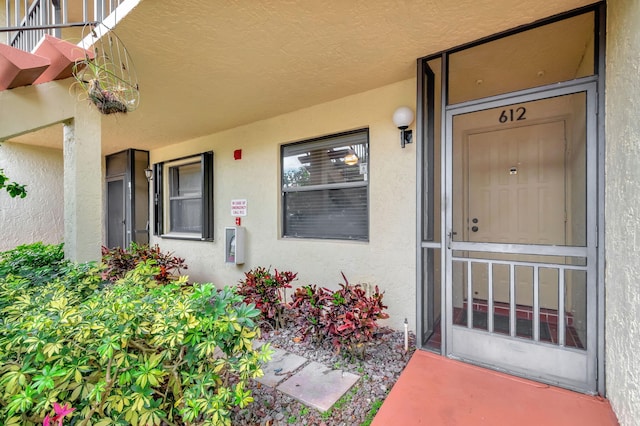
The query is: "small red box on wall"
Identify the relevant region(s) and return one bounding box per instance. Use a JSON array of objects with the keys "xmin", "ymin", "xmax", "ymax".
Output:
[{"xmin": 234, "ymin": 149, "xmax": 242, "ymax": 160}]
